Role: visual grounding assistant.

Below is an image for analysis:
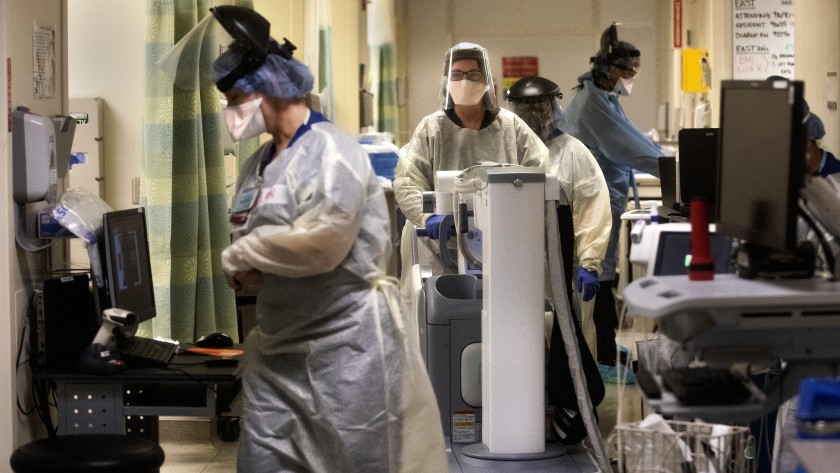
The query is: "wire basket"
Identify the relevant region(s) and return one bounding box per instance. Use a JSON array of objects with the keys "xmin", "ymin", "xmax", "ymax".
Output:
[{"xmin": 608, "ymin": 420, "xmax": 754, "ymax": 473}]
